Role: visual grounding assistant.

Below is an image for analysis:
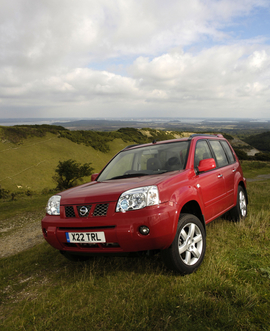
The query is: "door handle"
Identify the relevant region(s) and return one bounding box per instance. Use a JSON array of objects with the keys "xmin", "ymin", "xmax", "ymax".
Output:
[
  {"xmin": 232, "ymin": 169, "xmax": 236, "ymax": 172},
  {"xmin": 217, "ymin": 174, "xmax": 223, "ymax": 178}
]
